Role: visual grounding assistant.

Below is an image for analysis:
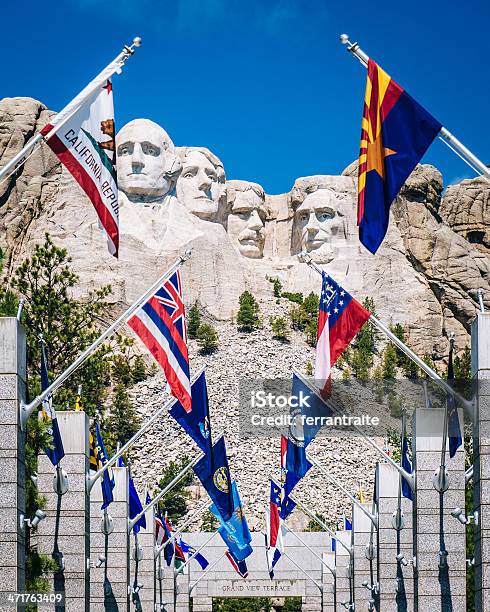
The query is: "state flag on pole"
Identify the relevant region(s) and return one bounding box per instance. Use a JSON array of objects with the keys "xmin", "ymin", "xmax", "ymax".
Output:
[
  {"xmin": 194, "ymin": 436, "xmax": 233, "ymax": 522},
  {"xmin": 401, "ymin": 432, "xmax": 413, "ymax": 501},
  {"xmin": 41, "ymin": 79, "xmax": 119, "ymax": 256},
  {"xmin": 93, "ymin": 422, "xmax": 115, "ymax": 510},
  {"xmin": 265, "ymin": 481, "xmax": 285, "ymax": 578},
  {"xmin": 357, "ymin": 59, "xmax": 442, "ymax": 254},
  {"xmin": 447, "ymin": 343, "xmax": 463, "ymax": 458},
  {"xmin": 40, "ymin": 342, "xmax": 65, "ymax": 466},
  {"xmin": 155, "ymin": 511, "xmax": 175, "ymax": 567},
  {"xmin": 179, "ymin": 539, "xmax": 209, "ymax": 570},
  {"xmin": 225, "ymin": 550, "xmax": 249, "ymax": 578},
  {"xmin": 169, "ymin": 370, "xmax": 212, "ymax": 455},
  {"xmin": 315, "ymin": 272, "xmax": 370, "ymax": 395},
  {"xmin": 128, "ymin": 270, "xmax": 191, "ymax": 412}
]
